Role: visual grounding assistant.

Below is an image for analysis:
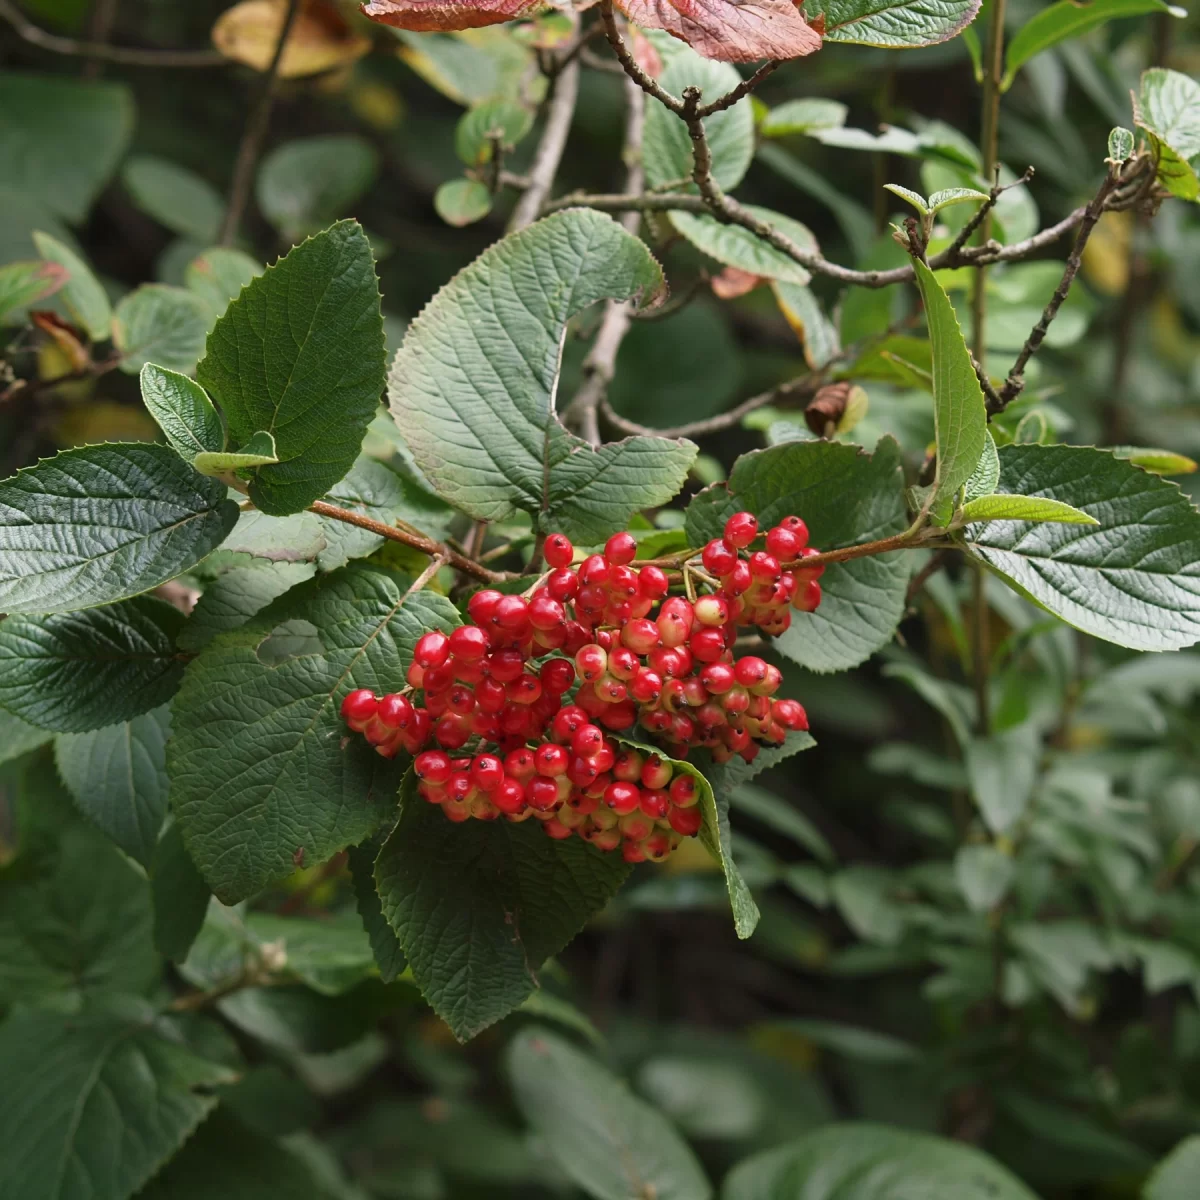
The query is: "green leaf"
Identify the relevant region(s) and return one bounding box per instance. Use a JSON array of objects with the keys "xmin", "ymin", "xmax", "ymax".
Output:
[
  {"xmin": 1135, "ymin": 67, "xmax": 1200, "ymax": 202},
  {"xmin": 140, "ymin": 362, "xmax": 225, "ymax": 457},
  {"xmin": 685, "ymin": 438, "xmax": 910, "ymax": 672},
  {"xmin": 508, "ymin": 1029, "xmax": 712, "ymax": 1200},
  {"xmin": 455, "ymin": 99, "xmax": 533, "ymax": 165},
  {"xmin": 194, "ymin": 431, "xmax": 280, "ymax": 476},
  {"xmin": 965, "ymin": 723, "xmax": 1039, "ymax": 833},
  {"xmin": 113, "ymin": 283, "xmax": 211, "ymax": 374},
  {"xmin": 760, "ymin": 97, "xmax": 848, "ymax": 137},
  {"xmin": 966, "ymin": 444, "xmax": 1200, "ymax": 651},
  {"xmin": 185, "ymin": 246, "xmax": 264, "ymax": 324},
  {"xmin": 1110, "ymin": 445, "xmax": 1197, "ymax": 475},
  {"xmin": 0, "ymin": 1005, "xmax": 236, "ymax": 1200},
  {"xmin": 0, "ymin": 259, "xmax": 68, "ymax": 324},
  {"xmin": 177, "ymin": 561, "xmax": 316, "ymax": 652},
  {"xmin": 317, "ymin": 455, "xmax": 455, "ymax": 572},
  {"xmin": 434, "ymin": 178, "xmax": 493, "ymax": 226},
  {"xmin": 1146, "ymin": 1136, "xmax": 1200, "ymax": 1200},
  {"xmin": 31, "ymin": 232, "xmax": 111, "ymax": 340},
  {"xmin": 927, "ymin": 186, "xmax": 989, "ymax": 213},
  {"xmin": 644, "ymin": 49, "xmax": 754, "ymax": 191},
  {"xmin": 122, "ymin": 154, "xmax": 225, "ymax": 242},
  {"xmin": 771, "ymin": 282, "xmax": 842, "ymax": 369},
  {"xmin": 965, "ymin": 429, "xmax": 1000, "ymax": 501},
  {"xmin": 883, "ymin": 183, "xmax": 928, "ymax": 215},
  {"xmin": 223, "ymin": 509, "xmax": 329, "ymax": 563},
  {"xmin": 959, "ymin": 494, "xmax": 1098, "ymax": 525},
  {"xmin": 831, "ymin": 866, "xmax": 904, "ymax": 944},
  {"xmin": 802, "ymin": 0, "xmax": 983, "ymax": 46},
  {"xmin": 912, "ymin": 258, "xmax": 988, "ymax": 511},
  {"xmin": 196, "ymin": 220, "xmax": 387, "ymax": 516},
  {"xmin": 55, "ymin": 705, "xmax": 172, "ymax": 866},
  {"xmin": 759, "ymin": 1019, "xmax": 920, "ymax": 1064},
  {"xmin": 389, "ymin": 209, "xmax": 697, "ymax": 542},
  {"xmin": 374, "ymin": 773, "xmax": 630, "ymax": 1039},
  {"xmin": 668, "ymin": 207, "xmax": 818, "ymax": 285},
  {"xmin": 722, "ymin": 1123, "xmax": 1038, "ymax": 1199},
  {"xmin": 152, "ymin": 822, "xmax": 212, "ymax": 963},
  {"xmin": 954, "ymin": 844, "xmax": 1014, "ymax": 911},
  {"xmin": 0, "ymin": 72, "xmax": 133, "ymax": 222},
  {"xmin": 0, "ymin": 708, "xmax": 53, "ymax": 766},
  {"xmin": 0, "ymin": 597, "xmax": 186, "ymax": 733},
  {"xmin": 242, "ymin": 912, "xmax": 378, "ymax": 995},
  {"xmin": 169, "ymin": 565, "xmax": 459, "ymax": 902},
  {"xmin": 730, "ymin": 781, "xmax": 833, "ymax": 864},
  {"xmin": 256, "ymin": 136, "xmax": 380, "ymax": 240},
  {"xmin": 0, "ymin": 823, "xmax": 159, "ymax": 1006},
  {"xmin": 1108, "ymin": 126, "xmax": 1136, "ymax": 163},
  {"xmin": 1005, "ymin": 0, "xmax": 1185, "ymax": 91},
  {"xmin": 348, "ymin": 835, "xmax": 406, "ymax": 983}
]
